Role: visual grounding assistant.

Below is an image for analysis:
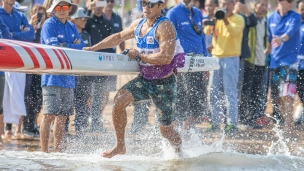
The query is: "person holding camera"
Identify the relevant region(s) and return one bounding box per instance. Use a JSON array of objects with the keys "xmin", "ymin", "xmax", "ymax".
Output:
[
  {"xmin": 166, "ymin": 0, "xmax": 208, "ymax": 134},
  {"xmin": 267, "ymin": 0, "xmax": 301, "ymax": 128},
  {"xmin": 204, "ymin": 0, "xmax": 244, "ymax": 133}
]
